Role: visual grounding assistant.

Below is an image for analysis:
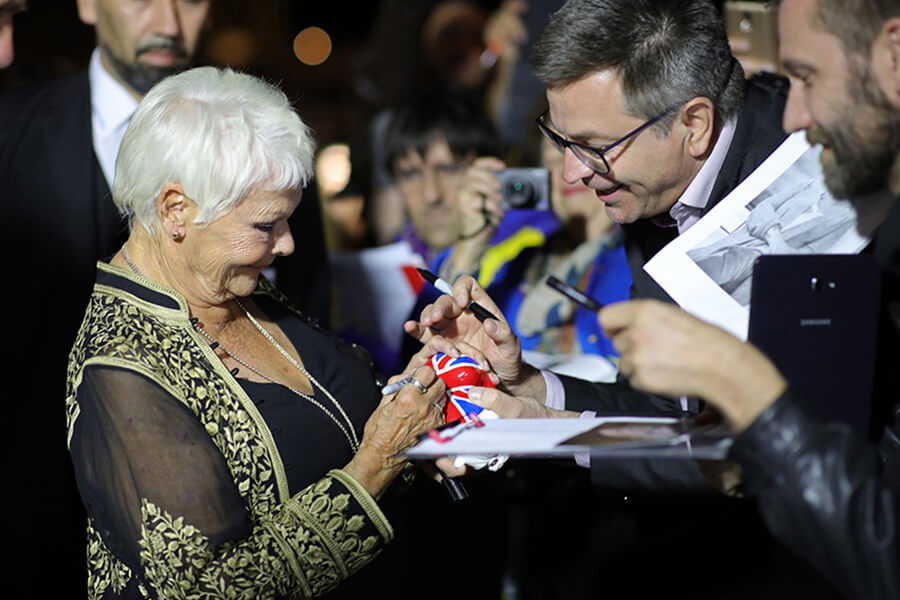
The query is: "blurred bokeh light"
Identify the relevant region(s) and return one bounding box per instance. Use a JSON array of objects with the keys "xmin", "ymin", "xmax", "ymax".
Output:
[
  {"xmin": 293, "ymin": 26, "xmax": 332, "ymax": 66},
  {"xmin": 205, "ymin": 27, "xmax": 261, "ymax": 67},
  {"xmin": 316, "ymin": 143, "xmax": 352, "ymax": 197}
]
